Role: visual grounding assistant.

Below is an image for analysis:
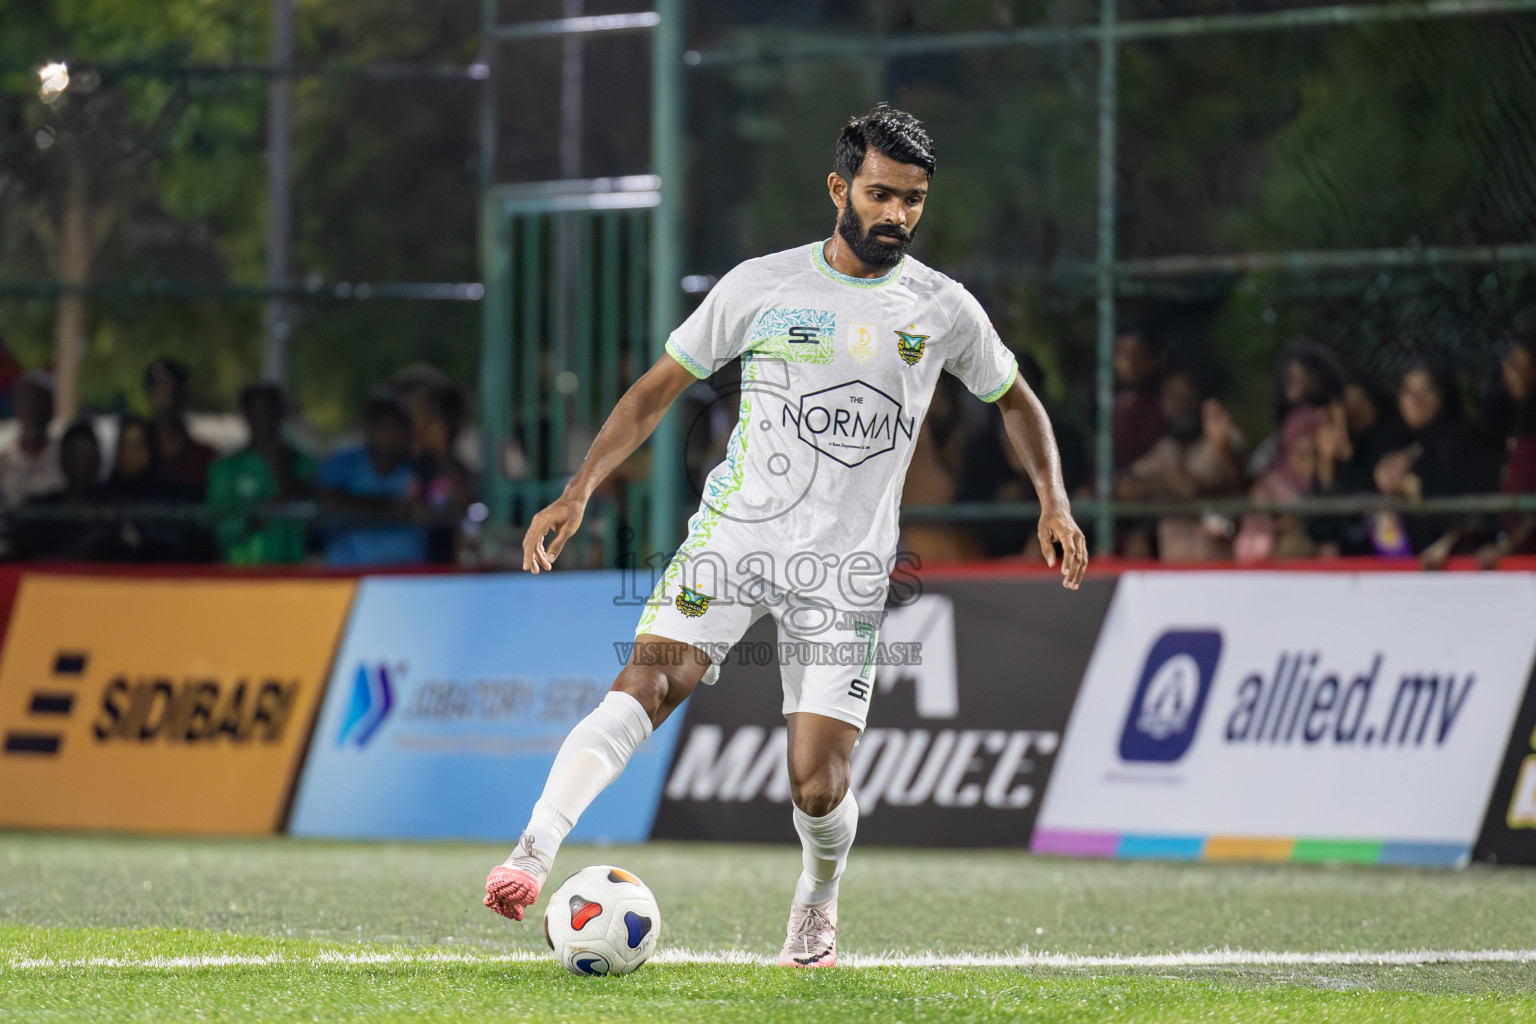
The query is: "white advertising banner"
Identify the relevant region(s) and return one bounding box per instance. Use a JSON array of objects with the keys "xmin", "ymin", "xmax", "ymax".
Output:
[{"xmin": 1034, "ymin": 572, "xmax": 1536, "ymax": 866}]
